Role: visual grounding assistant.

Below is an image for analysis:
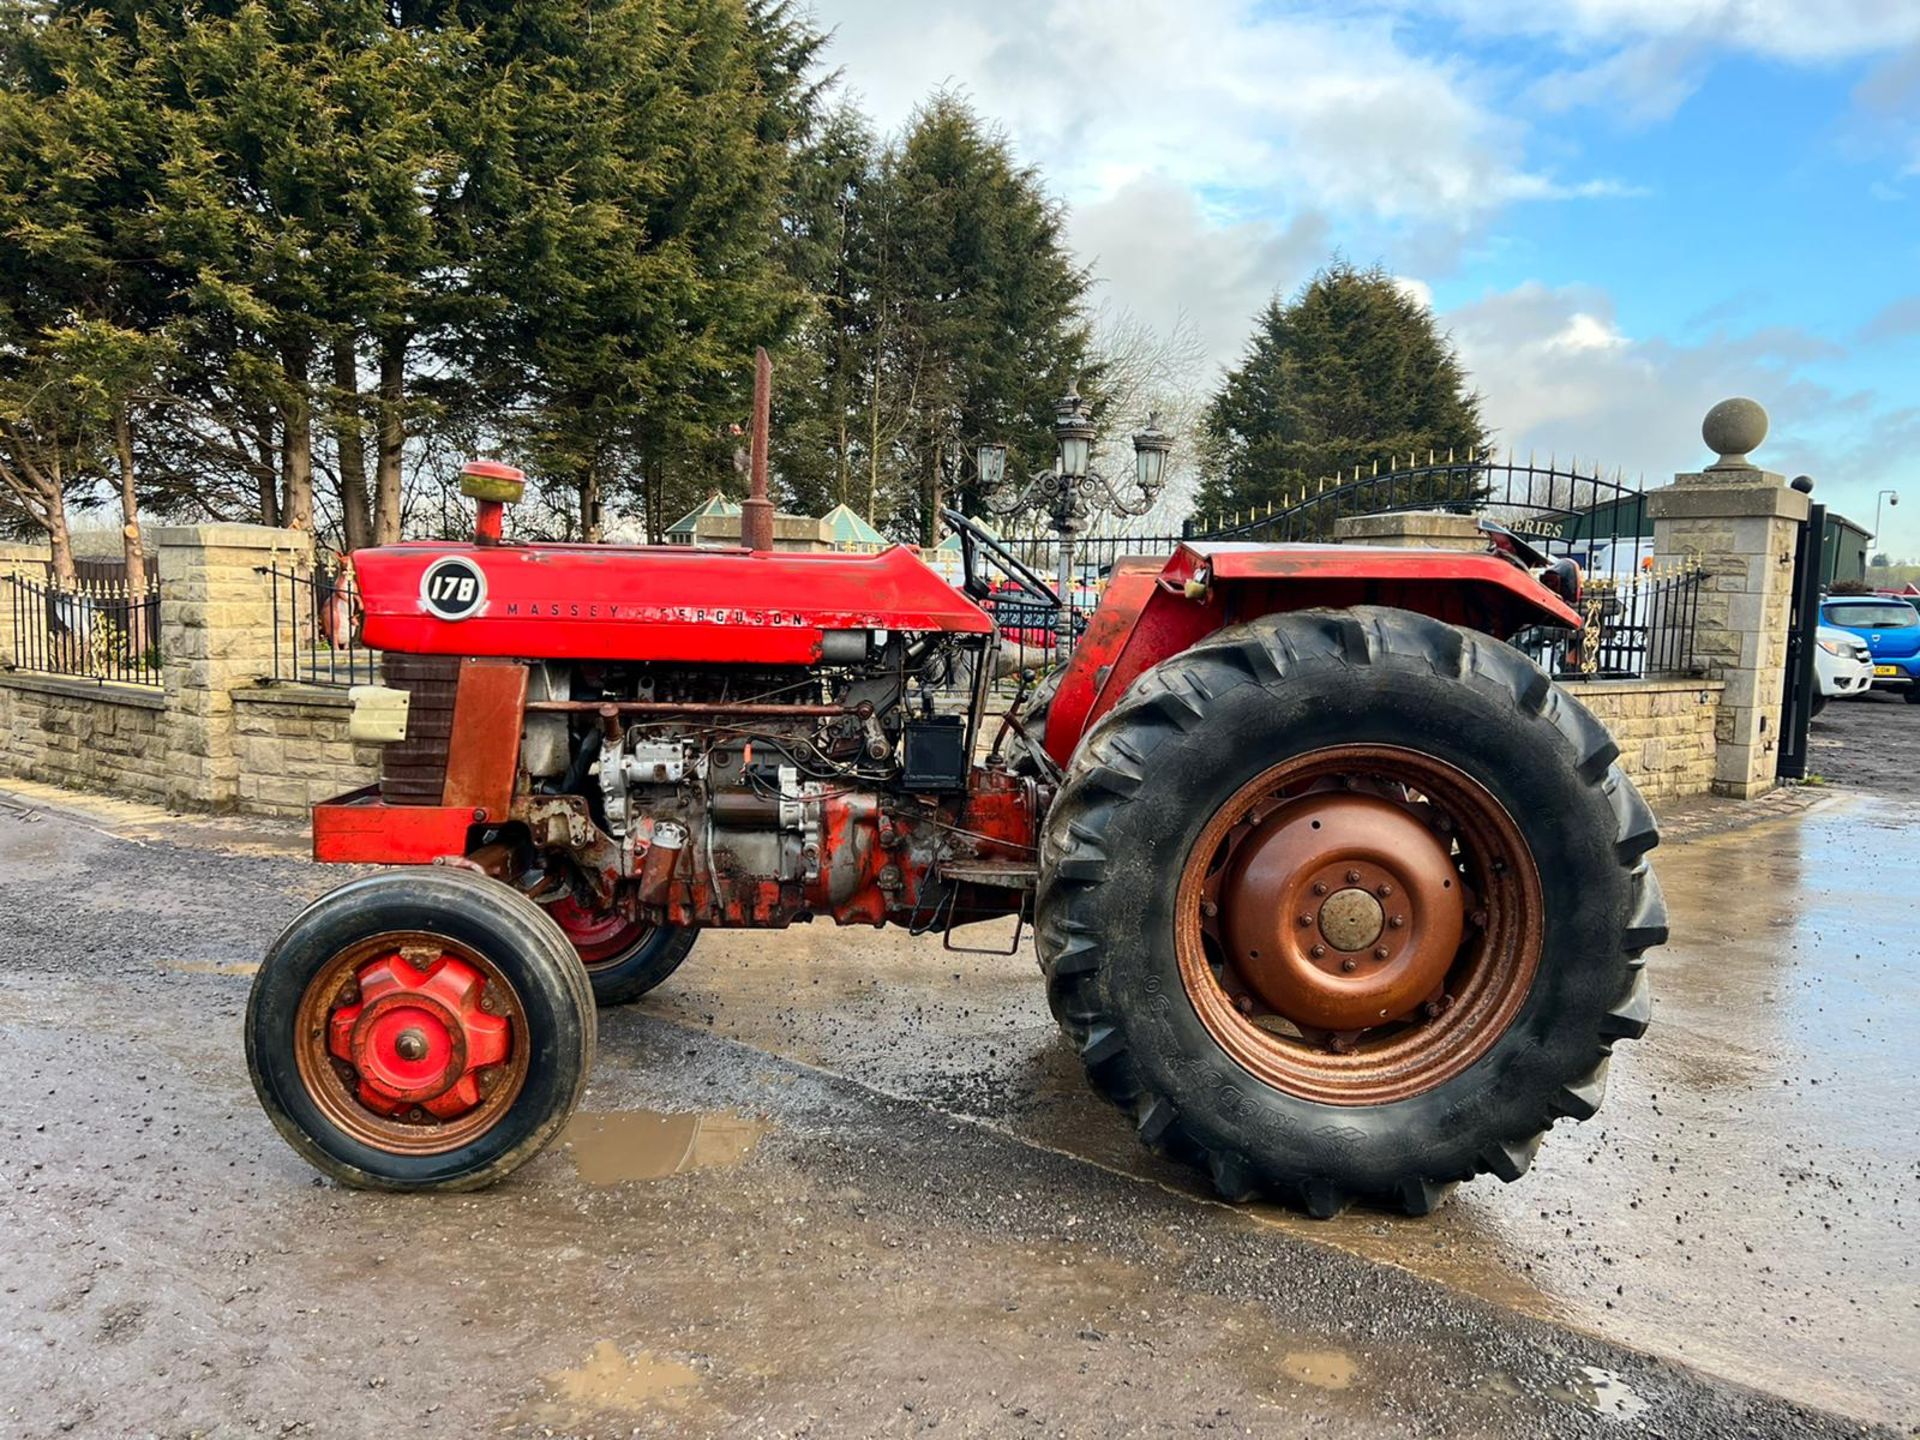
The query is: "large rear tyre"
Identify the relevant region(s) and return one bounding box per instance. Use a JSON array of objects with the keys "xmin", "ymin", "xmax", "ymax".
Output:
[
  {"xmin": 1035, "ymin": 607, "xmax": 1665, "ymax": 1217},
  {"xmin": 247, "ymin": 869, "xmax": 595, "ymax": 1191},
  {"xmin": 550, "ymin": 893, "xmax": 699, "ymax": 1007}
]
